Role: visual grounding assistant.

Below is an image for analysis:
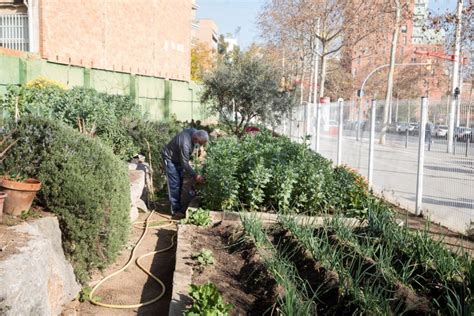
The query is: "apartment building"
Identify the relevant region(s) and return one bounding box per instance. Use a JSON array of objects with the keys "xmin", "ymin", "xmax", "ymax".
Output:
[
  {"xmin": 350, "ymin": 0, "xmax": 448, "ymax": 99},
  {"xmin": 193, "ymin": 19, "xmax": 218, "ymax": 51}
]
